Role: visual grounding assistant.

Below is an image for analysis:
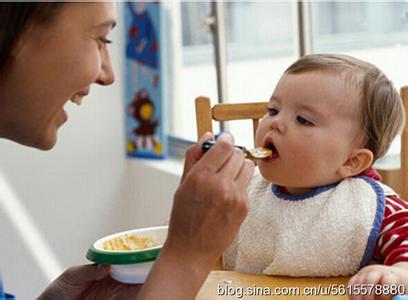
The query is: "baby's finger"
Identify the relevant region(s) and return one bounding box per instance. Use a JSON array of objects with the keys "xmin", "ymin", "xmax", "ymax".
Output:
[
  {"xmin": 374, "ymin": 271, "xmax": 398, "ymax": 300},
  {"xmin": 348, "ymin": 274, "xmax": 364, "ymax": 300},
  {"xmin": 359, "ymin": 272, "xmax": 383, "ymax": 300},
  {"xmin": 362, "ymin": 271, "xmax": 382, "ymax": 285},
  {"xmin": 379, "ymin": 270, "xmax": 399, "ymax": 287}
]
